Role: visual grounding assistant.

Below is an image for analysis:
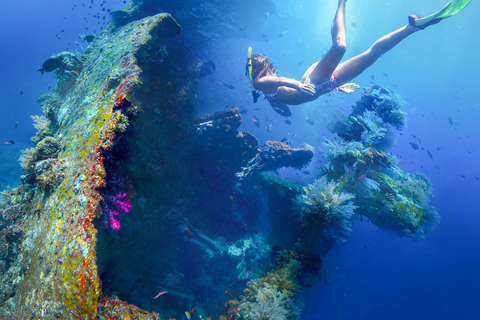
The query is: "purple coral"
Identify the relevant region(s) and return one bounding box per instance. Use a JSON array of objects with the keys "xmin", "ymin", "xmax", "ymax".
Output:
[{"xmin": 101, "ymin": 186, "xmax": 132, "ymax": 230}]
